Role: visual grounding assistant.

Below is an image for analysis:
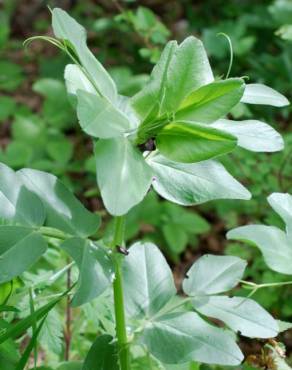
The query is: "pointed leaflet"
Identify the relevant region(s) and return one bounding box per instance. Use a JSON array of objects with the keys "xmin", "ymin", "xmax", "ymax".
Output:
[
  {"xmin": 268, "ymin": 193, "xmax": 292, "ymax": 236},
  {"xmin": 0, "ymin": 163, "xmax": 45, "ymax": 227},
  {"xmin": 131, "ymin": 40, "xmax": 178, "ymax": 122},
  {"xmin": 147, "ymin": 153, "xmax": 251, "ymax": 206},
  {"xmin": 211, "ymin": 119, "xmax": 284, "ymax": 152},
  {"xmin": 163, "ymin": 36, "xmax": 214, "ymax": 114},
  {"xmin": 141, "ymin": 311, "xmax": 243, "ymax": 365},
  {"xmin": 176, "ymin": 79, "xmax": 245, "ymax": 123},
  {"xmin": 64, "ymin": 64, "xmax": 96, "ymax": 106},
  {"xmin": 52, "ymin": 8, "xmax": 117, "ymax": 103},
  {"xmin": 82, "ymin": 335, "xmax": 119, "ymax": 370},
  {"xmin": 0, "ymin": 226, "xmax": 47, "ymax": 283},
  {"xmin": 76, "ymin": 90, "xmax": 131, "ymax": 138},
  {"xmin": 61, "ymin": 238, "xmax": 114, "ymax": 306},
  {"xmin": 241, "ymin": 83, "xmax": 289, "ymax": 107},
  {"xmin": 123, "ymin": 242, "xmax": 176, "ymax": 318},
  {"xmin": 193, "ymin": 295, "xmax": 278, "ymax": 338},
  {"xmin": 95, "ymin": 137, "xmax": 152, "ymax": 216},
  {"xmin": 18, "ymin": 169, "xmax": 100, "ymax": 237},
  {"xmin": 156, "ymin": 121, "xmax": 237, "ymax": 163},
  {"xmin": 183, "ymin": 254, "xmax": 247, "ymax": 296},
  {"xmin": 132, "ymin": 36, "xmax": 213, "ymax": 122},
  {"xmin": 227, "ymin": 225, "xmax": 292, "ymax": 275}
]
